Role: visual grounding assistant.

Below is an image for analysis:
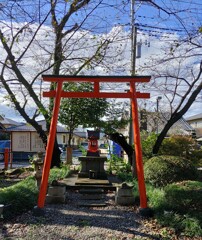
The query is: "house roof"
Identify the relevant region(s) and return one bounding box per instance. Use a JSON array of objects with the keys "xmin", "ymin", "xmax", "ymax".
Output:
[
  {"xmin": 168, "ymin": 117, "xmax": 194, "ymax": 133},
  {"xmin": 147, "ymin": 111, "xmax": 194, "ymax": 135},
  {"xmin": 185, "ymin": 113, "xmax": 202, "ymax": 121},
  {"xmin": 0, "ymin": 122, "xmax": 6, "ymax": 130},
  {"xmin": 6, "ymin": 120, "xmax": 69, "ymax": 133},
  {"xmin": 0, "ymin": 116, "xmax": 22, "ymax": 126}
]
